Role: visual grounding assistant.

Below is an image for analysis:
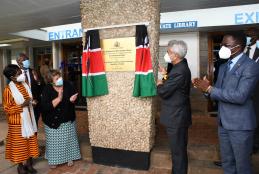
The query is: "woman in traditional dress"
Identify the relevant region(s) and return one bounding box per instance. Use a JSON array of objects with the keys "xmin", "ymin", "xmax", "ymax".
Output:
[
  {"xmin": 2, "ymin": 64, "xmax": 39, "ymax": 174},
  {"xmin": 41, "ymin": 69, "xmax": 81, "ymax": 168}
]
